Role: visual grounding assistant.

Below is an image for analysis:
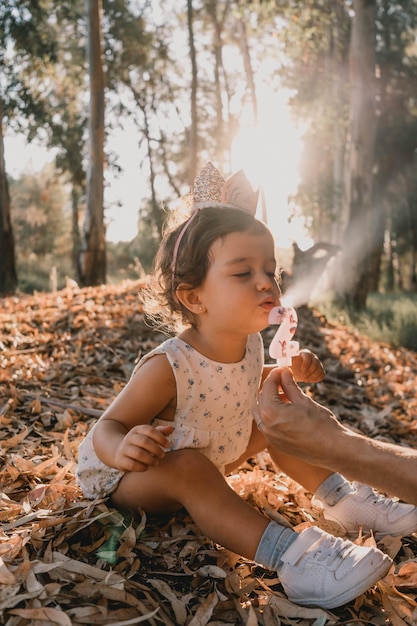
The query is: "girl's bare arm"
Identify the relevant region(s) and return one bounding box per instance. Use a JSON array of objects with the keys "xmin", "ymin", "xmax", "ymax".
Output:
[{"xmin": 92, "ymin": 355, "xmax": 176, "ymax": 472}]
